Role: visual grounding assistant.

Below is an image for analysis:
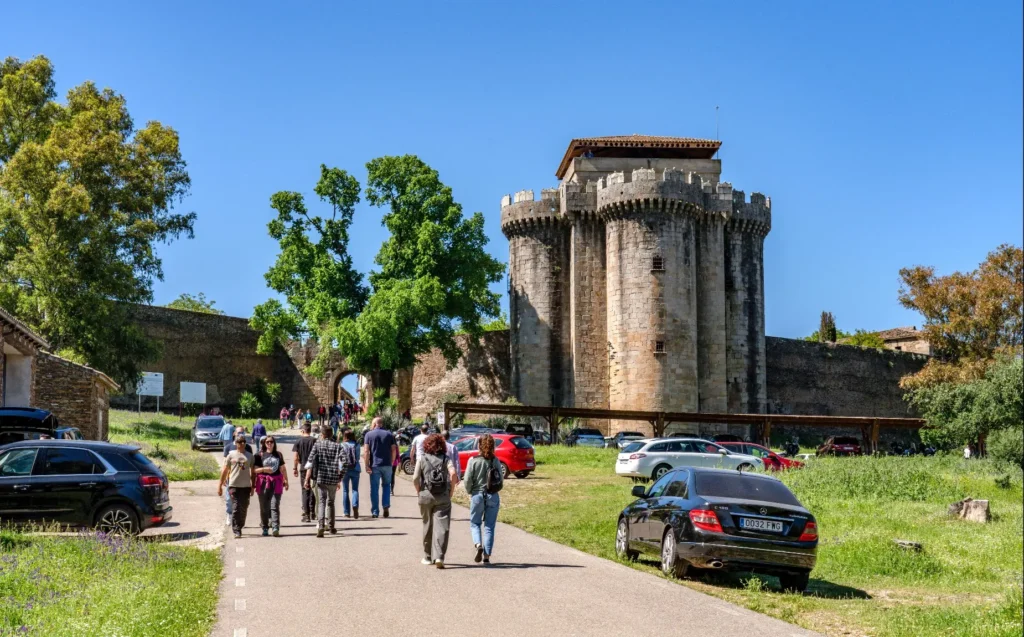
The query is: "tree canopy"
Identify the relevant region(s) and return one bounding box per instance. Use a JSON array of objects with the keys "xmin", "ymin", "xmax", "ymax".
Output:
[
  {"xmin": 253, "ymin": 156, "xmax": 504, "ymax": 397},
  {"xmin": 0, "ymin": 55, "xmax": 194, "ymax": 385},
  {"xmin": 898, "ymin": 244, "xmax": 1022, "ymax": 389},
  {"xmin": 166, "ymin": 293, "xmax": 223, "ymax": 315}
]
